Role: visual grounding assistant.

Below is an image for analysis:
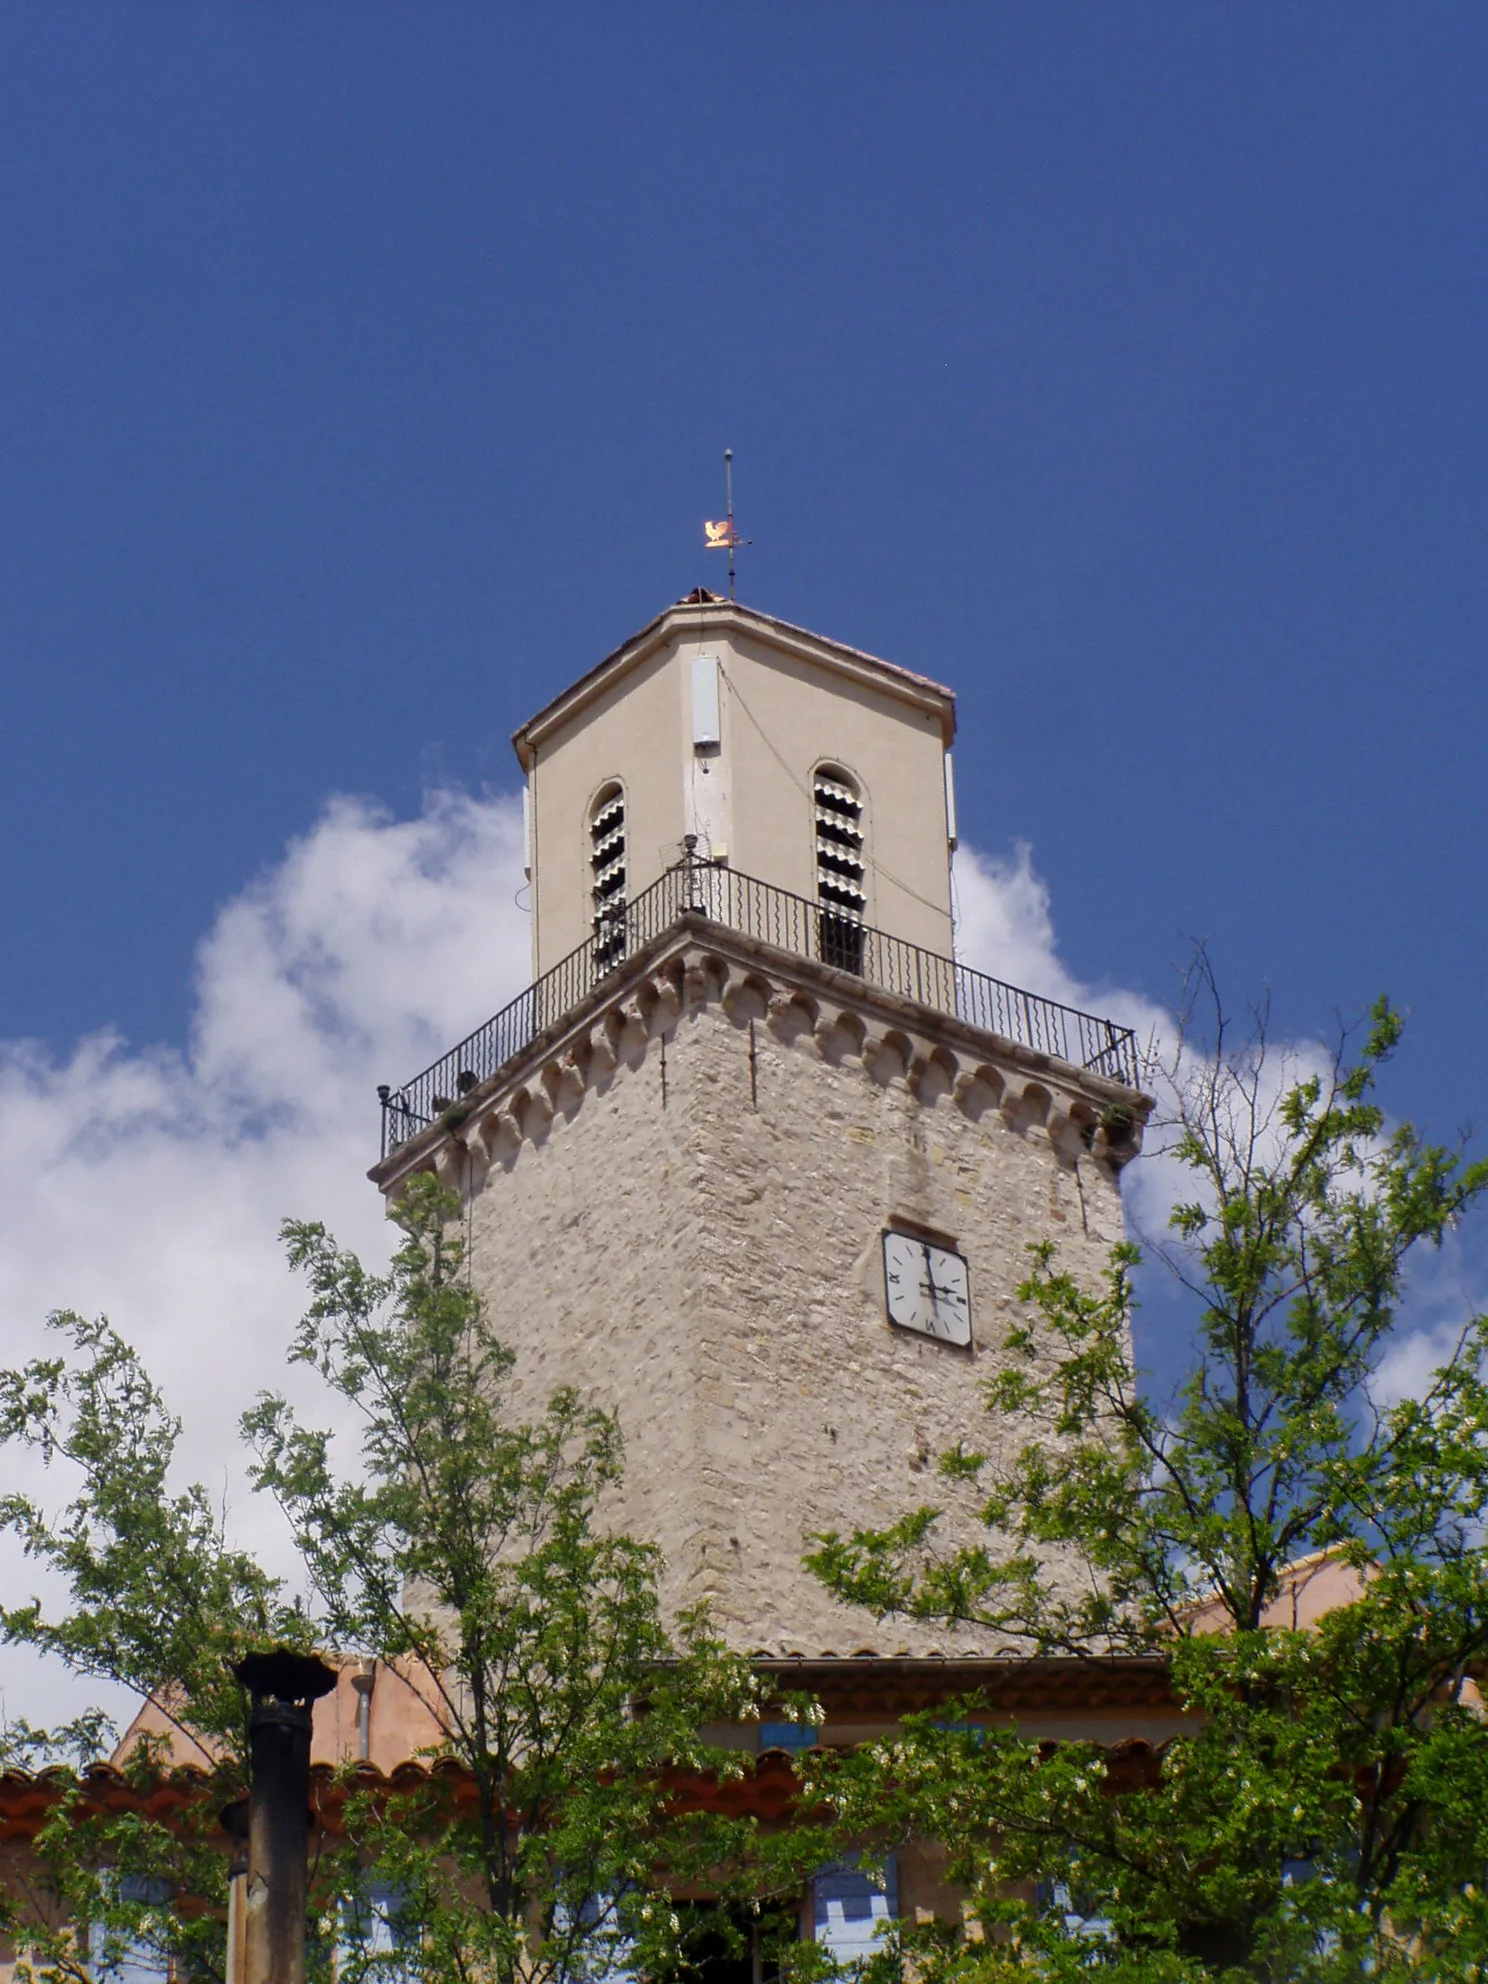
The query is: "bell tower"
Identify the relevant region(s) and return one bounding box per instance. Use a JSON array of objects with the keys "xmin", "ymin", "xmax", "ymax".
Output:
[
  {"xmin": 372, "ymin": 593, "xmax": 1149, "ymax": 1656},
  {"xmin": 512, "ymin": 589, "xmax": 959, "ymax": 978}
]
